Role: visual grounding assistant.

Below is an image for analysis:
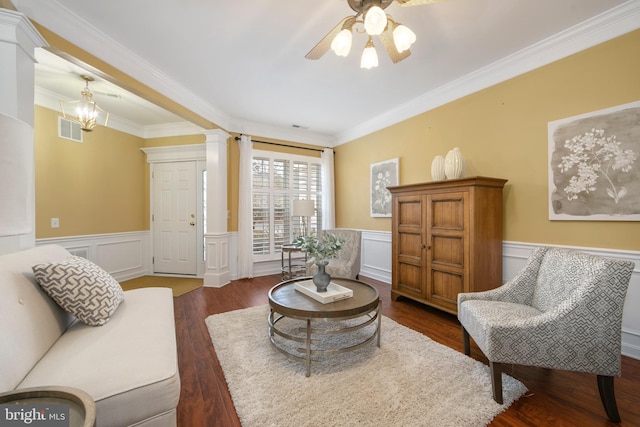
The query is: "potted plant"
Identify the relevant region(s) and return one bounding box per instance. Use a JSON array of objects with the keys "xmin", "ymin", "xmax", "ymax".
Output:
[{"xmin": 293, "ymin": 232, "xmax": 345, "ymax": 292}]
